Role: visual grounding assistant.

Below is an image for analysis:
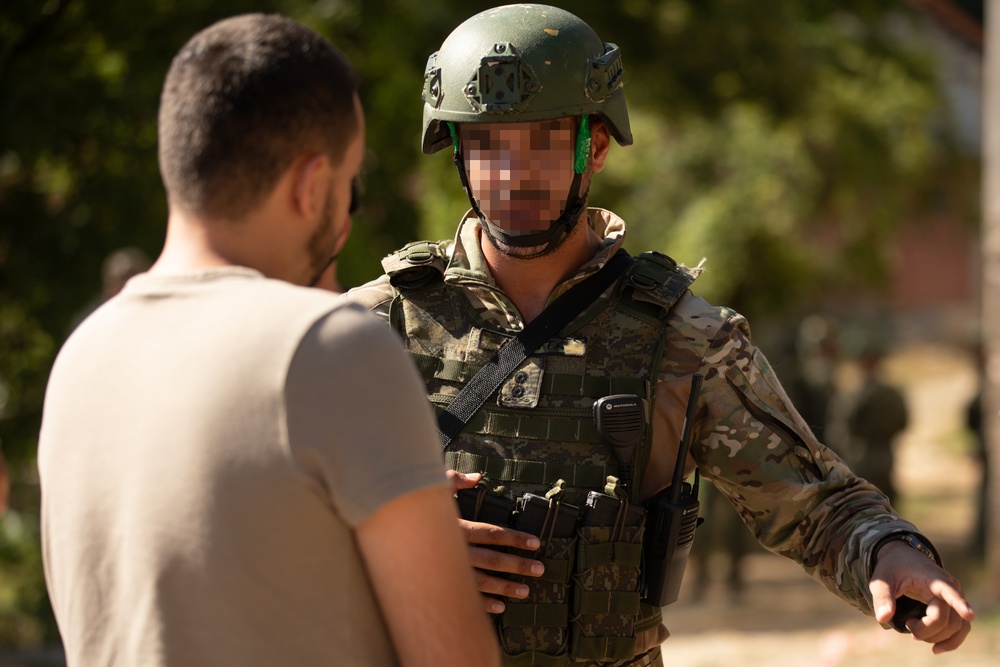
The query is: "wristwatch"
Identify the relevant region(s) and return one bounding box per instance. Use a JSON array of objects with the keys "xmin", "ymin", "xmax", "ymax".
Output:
[
  {"xmin": 894, "ymin": 533, "xmax": 941, "ymax": 564},
  {"xmin": 873, "ymin": 532, "xmax": 942, "ymax": 567},
  {"xmin": 868, "ymin": 533, "xmax": 942, "ymax": 592}
]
